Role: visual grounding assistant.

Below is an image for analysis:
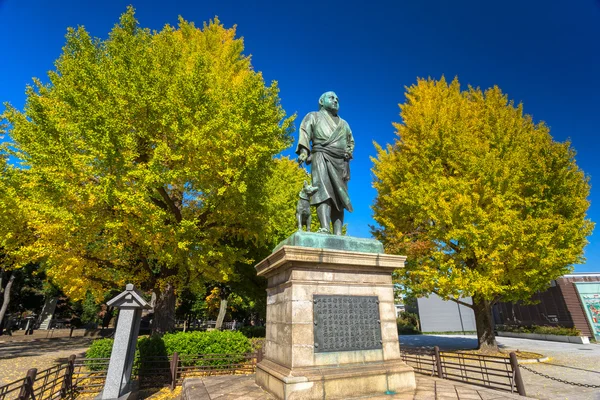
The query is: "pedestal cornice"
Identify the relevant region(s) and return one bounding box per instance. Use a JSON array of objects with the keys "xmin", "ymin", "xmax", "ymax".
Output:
[{"xmin": 255, "ymin": 245, "xmax": 406, "ymax": 278}]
